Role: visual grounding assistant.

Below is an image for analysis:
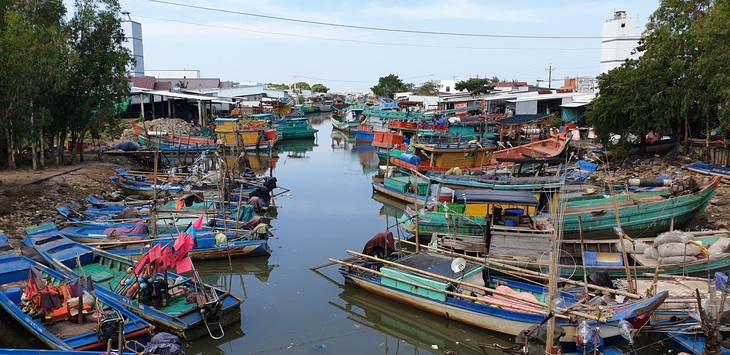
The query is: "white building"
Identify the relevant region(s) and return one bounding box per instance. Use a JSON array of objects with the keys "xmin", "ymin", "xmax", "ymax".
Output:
[
  {"xmin": 120, "ymin": 12, "xmax": 144, "ymax": 77},
  {"xmin": 600, "ymin": 10, "xmax": 641, "ymax": 74}
]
